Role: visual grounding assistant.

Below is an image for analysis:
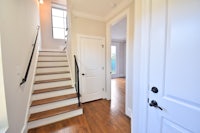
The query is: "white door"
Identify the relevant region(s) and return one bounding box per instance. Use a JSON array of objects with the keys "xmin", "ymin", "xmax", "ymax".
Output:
[
  {"xmin": 147, "ymin": 0, "xmax": 200, "ymax": 133},
  {"xmin": 79, "ymin": 35, "xmax": 105, "ymax": 103}
]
